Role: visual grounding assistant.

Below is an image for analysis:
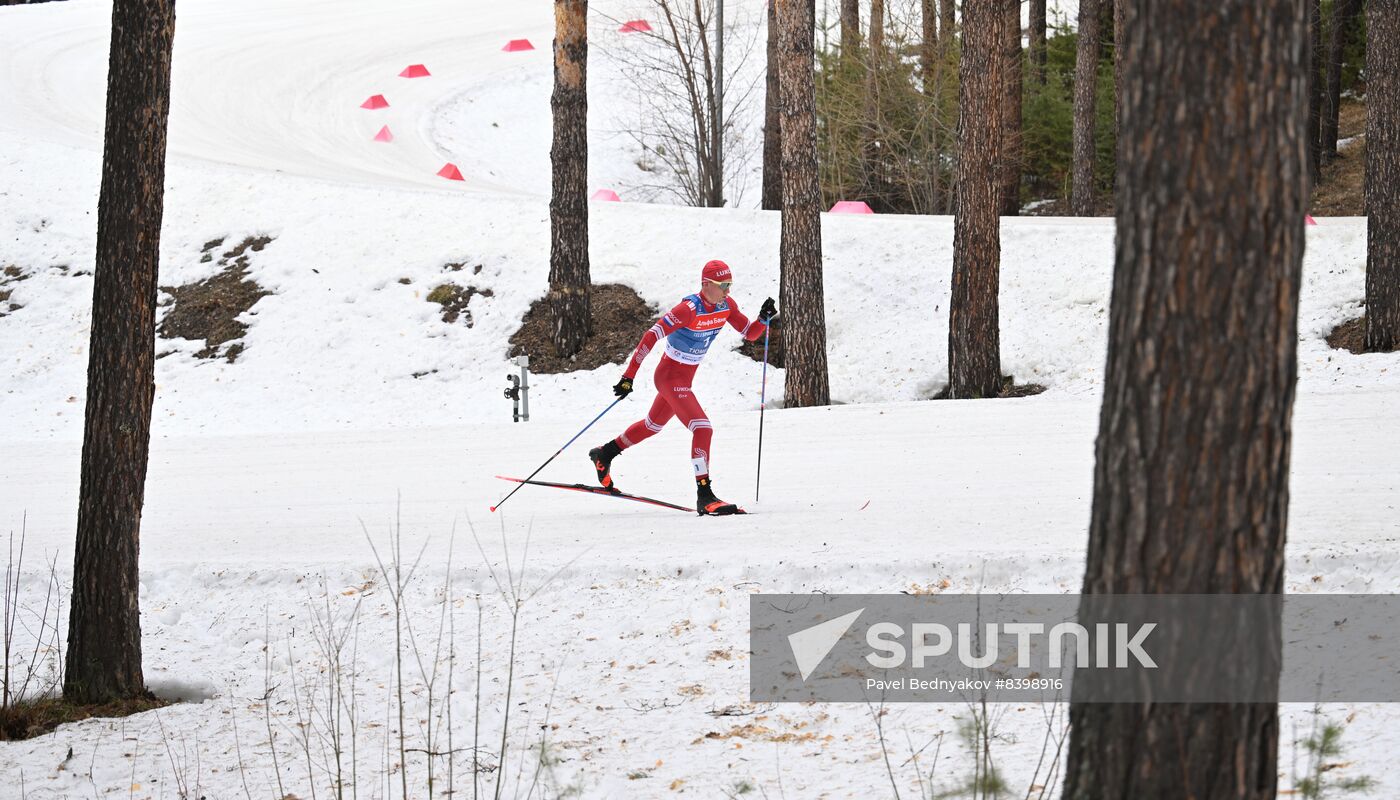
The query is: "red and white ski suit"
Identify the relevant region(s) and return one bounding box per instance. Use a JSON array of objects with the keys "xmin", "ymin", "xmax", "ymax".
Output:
[{"xmin": 613, "ymin": 293, "xmax": 768, "ymax": 477}]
